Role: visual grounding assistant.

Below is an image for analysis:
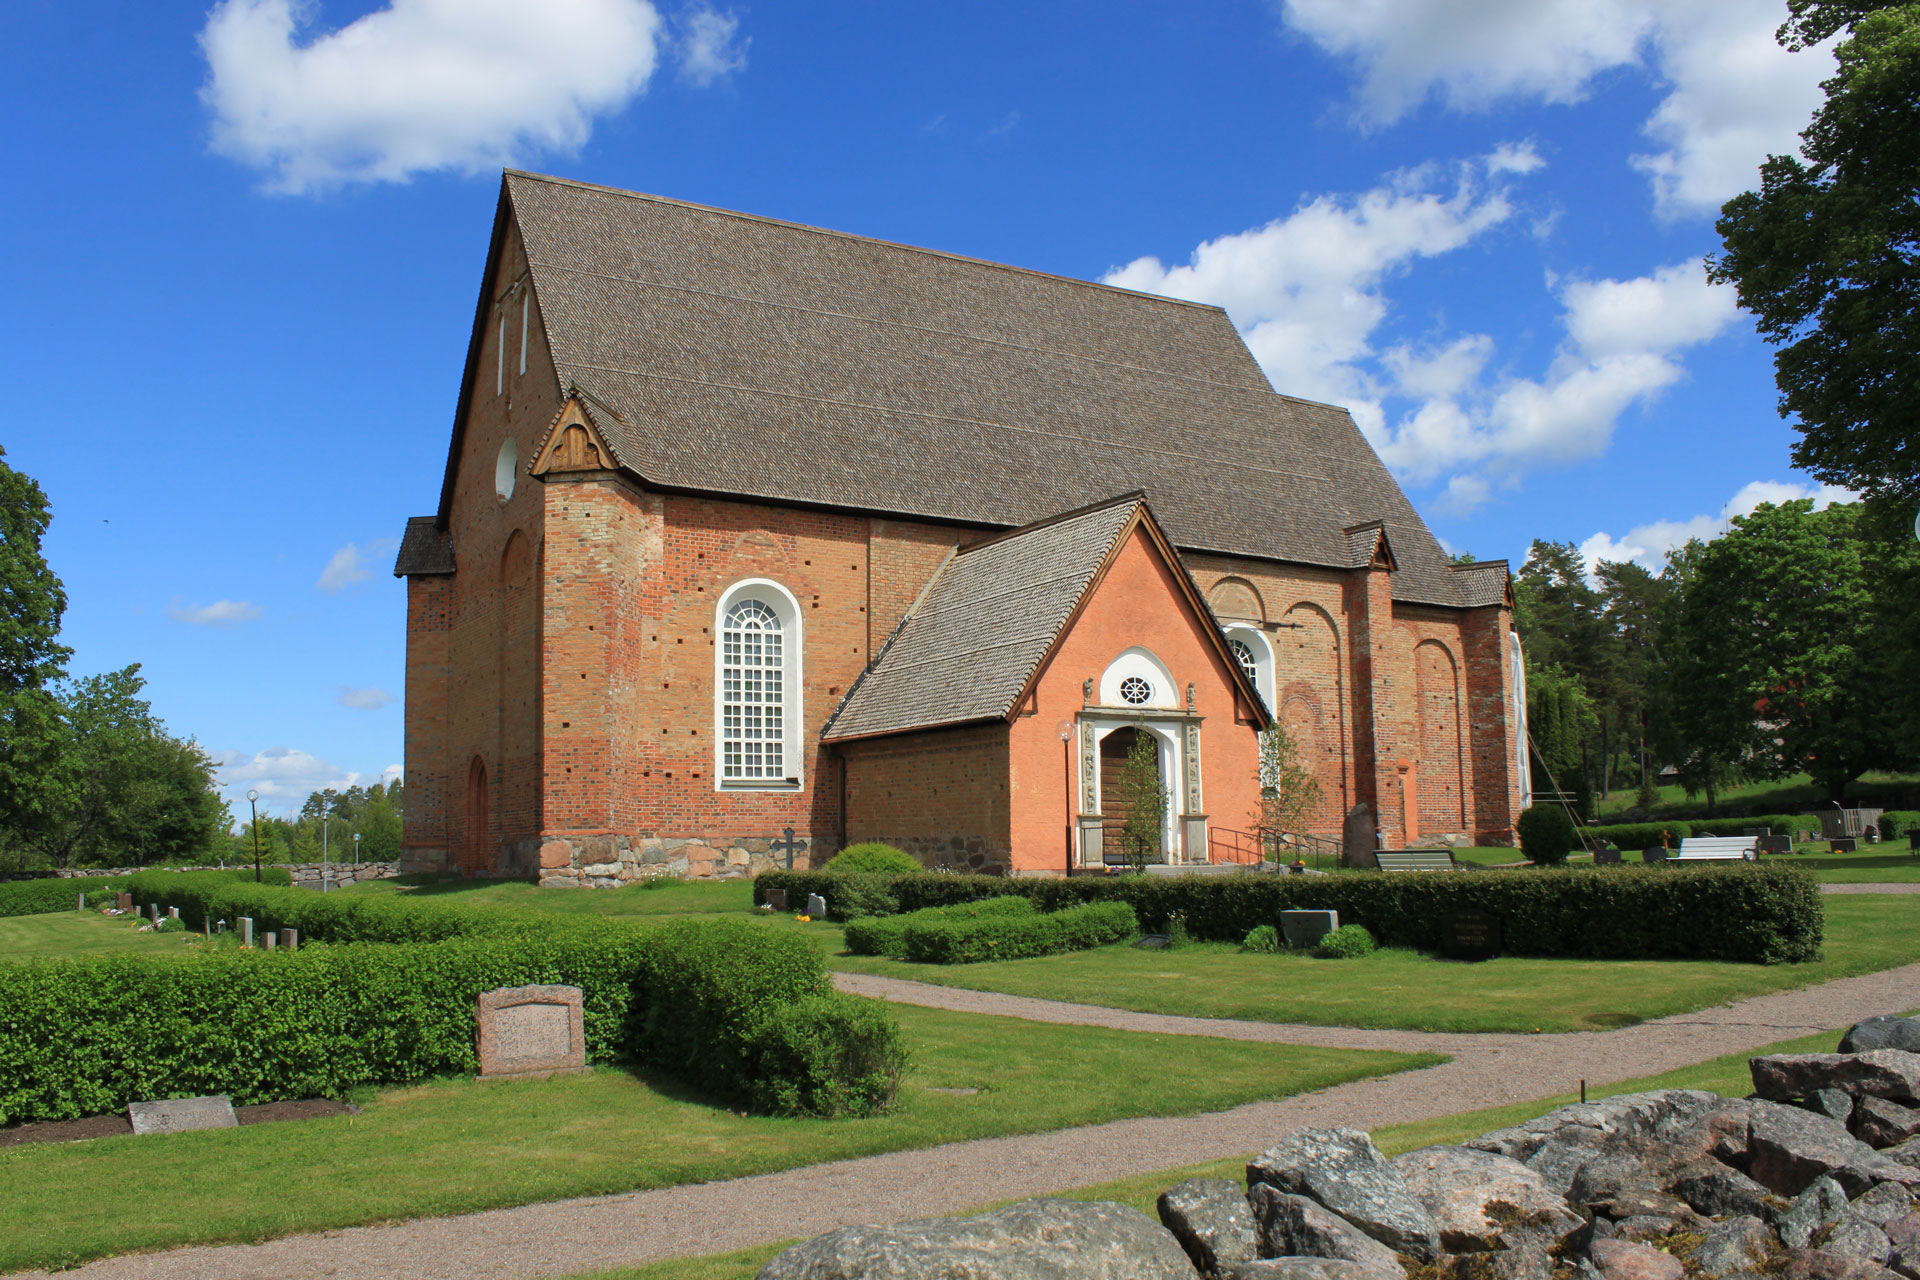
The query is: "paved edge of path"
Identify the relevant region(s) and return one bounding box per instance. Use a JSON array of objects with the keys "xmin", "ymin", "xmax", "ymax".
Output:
[{"xmin": 31, "ymin": 954, "xmax": 1920, "ymax": 1280}]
